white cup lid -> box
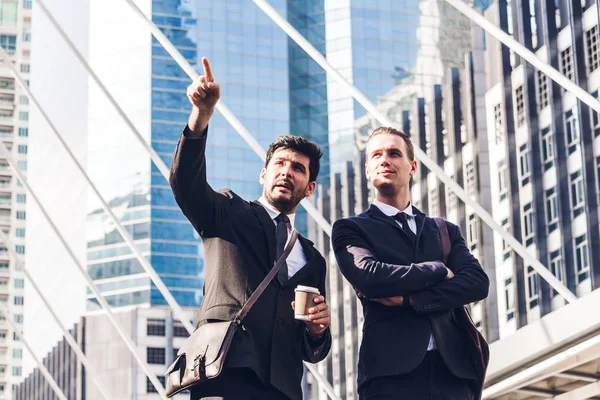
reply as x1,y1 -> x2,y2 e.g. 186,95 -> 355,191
295,285 -> 320,295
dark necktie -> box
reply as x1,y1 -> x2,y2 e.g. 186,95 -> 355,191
275,213 -> 290,285
394,212 -> 416,244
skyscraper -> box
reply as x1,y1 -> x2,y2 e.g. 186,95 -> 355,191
0,0 -> 31,396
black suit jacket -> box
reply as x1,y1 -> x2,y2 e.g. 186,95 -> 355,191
332,205 -> 489,389
170,128 -> 331,400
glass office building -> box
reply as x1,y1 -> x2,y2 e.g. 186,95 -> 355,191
86,0 -> 320,309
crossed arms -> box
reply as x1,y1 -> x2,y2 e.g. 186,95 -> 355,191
331,218 -> 489,313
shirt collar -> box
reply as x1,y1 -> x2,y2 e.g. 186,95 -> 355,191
258,196 -> 296,227
373,199 -> 414,218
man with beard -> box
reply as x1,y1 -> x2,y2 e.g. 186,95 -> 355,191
170,58 -> 331,400
332,127 -> 489,399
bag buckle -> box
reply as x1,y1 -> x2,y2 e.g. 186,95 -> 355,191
193,345 -> 209,378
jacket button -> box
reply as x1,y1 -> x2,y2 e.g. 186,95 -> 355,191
276,317 -> 282,324
280,291 -> 285,297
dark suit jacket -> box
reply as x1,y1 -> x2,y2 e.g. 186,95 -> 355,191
170,127 -> 331,400
332,205 -> 489,389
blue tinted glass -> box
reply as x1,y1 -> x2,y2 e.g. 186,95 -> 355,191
151,288 -> 201,307
151,255 -> 203,276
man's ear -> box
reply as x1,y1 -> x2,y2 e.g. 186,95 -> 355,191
304,181 -> 317,198
259,168 -> 266,185
409,160 -> 418,177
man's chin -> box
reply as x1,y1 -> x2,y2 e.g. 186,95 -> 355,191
268,193 -> 294,207
373,180 -> 404,195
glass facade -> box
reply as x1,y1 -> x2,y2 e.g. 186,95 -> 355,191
146,0 -> 293,308
82,0 -> 481,310
84,0 -> 305,309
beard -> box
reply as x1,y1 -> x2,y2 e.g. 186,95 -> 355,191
264,179 -> 306,214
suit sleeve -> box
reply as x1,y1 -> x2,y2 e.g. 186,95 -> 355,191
169,125 -> 233,237
331,219 -> 449,299
300,260 -> 331,363
411,222 -> 490,313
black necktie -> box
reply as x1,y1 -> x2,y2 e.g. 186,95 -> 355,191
275,213 -> 290,285
394,212 -> 416,244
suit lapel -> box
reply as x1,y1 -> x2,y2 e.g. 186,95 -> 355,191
251,200 -> 277,266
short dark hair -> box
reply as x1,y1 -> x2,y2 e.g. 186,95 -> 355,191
265,135 -> 323,182
367,127 -> 415,161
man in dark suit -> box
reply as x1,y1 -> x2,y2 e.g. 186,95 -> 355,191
332,127 -> 489,399
170,58 -> 331,400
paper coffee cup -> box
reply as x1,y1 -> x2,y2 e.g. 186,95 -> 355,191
294,285 -> 320,321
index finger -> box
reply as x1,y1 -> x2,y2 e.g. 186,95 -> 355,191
202,57 -> 214,82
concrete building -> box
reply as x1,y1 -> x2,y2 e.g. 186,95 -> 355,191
13,322 -> 83,400
15,307 -> 195,399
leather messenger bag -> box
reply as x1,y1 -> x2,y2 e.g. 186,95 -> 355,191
165,229 -> 299,397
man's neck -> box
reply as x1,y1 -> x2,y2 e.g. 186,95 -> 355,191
258,196 -> 296,215
374,193 -> 411,211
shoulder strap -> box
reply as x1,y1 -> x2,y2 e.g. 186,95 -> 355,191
235,229 -> 299,323
433,218 -> 451,264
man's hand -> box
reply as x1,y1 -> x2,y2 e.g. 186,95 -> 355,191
445,267 -> 455,279
187,57 -> 221,134
292,296 -> 330,337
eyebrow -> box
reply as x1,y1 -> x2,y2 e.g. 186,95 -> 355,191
369,147 -> 403,156
274,156 -> 307,173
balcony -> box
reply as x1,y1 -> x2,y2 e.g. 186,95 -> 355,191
0,102 -> 14,111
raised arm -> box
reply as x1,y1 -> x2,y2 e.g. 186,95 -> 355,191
332,219 -> 449,299
410,222 -> 489,313
169,58 -> 229,237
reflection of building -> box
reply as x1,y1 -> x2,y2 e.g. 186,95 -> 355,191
0,0 -> 31,395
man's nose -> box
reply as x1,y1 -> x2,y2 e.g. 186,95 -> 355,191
379,153 -> 390,165
279,164 -> 293,177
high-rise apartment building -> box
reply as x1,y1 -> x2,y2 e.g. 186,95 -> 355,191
0,0 -> 30,397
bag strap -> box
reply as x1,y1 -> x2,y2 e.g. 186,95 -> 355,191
433,218 -> 451,264
234,229 -> 299,323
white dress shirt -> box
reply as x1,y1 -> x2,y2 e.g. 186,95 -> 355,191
372,199 -> 437,351
258,197 -> 307,279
